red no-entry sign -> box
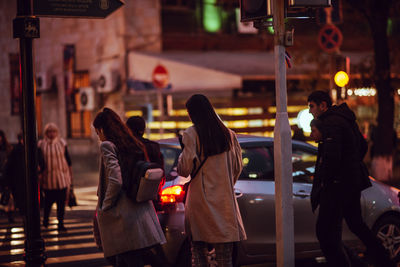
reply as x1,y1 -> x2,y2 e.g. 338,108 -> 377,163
318,24 -> 343,53
152,64 -> 169,89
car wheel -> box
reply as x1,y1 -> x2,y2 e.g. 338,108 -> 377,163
372,214 -> 400,263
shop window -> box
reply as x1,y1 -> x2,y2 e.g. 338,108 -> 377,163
68,71 -> 92,138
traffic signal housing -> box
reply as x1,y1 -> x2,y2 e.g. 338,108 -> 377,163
240,0 -> 272,22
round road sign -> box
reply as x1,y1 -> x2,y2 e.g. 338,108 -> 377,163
152,64 -> 169,89
318,24 -> 343,53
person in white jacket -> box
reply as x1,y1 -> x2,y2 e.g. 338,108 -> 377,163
177,94 -> 246,267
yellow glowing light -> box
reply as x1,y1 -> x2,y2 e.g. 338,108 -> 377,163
161,121 -> 176,129
268,105 -> 308,113
125,110 -> 142,117
228,120 -> 248,128
177,122 -> 193,129
243,158 -> 249,165
248,120 -> 263,127
248,107 -> 263,114
288,118 -> 298,125
334,71 -> 349,87
146,133 -> 176,140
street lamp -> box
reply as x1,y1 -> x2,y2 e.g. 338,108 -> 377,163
334,71 -> 349,88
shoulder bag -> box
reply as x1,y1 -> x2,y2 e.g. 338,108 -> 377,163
182,156 -> 208,203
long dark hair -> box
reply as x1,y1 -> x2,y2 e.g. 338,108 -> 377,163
93,108 -> 146,157
0,130 -> 12,154
186,94 -> 232,157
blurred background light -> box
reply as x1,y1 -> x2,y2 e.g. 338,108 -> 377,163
203,0 -> 222,32
297,109 -> 313,133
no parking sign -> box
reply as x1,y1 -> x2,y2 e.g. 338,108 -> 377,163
318,24 -> 343,53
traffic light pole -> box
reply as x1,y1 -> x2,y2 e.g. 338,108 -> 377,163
272,0 -> 295,267
14,0 -> 46,265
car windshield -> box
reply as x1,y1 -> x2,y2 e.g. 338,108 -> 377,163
160,146 -> 180,174
159,142 -> 318,183
292,148 -> 317,183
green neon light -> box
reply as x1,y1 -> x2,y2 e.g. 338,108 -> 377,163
203,0 -> 221,32
387,18 -> 393,35
267,18 -> 274,34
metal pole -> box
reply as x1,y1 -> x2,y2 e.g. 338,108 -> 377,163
157,90 -> 164,138
15,0 -> 46,265
272,0 -> 294,267
145,92 -> 151,138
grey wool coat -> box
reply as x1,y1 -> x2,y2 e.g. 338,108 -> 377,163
96,141 -> 166,258
177,126 -> 247,243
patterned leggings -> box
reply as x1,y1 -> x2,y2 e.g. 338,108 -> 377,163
191,241 -> 233,267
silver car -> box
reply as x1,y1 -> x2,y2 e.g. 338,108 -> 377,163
155,135 -> 400,266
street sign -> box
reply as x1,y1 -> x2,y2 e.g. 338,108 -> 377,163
318,24 -> 342,53
152,65 -> 169,89
33,0 -> 124,18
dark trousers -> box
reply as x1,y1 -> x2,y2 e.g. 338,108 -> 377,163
316,184 -> 389,267
114,249 -> 145,267
43,188 -> 67,226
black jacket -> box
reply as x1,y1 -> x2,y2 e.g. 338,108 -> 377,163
139,137 -> 164,168
4,143 -> 46,213
316,103 -> 371,193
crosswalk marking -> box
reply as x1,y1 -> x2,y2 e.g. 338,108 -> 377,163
0,215 -> 109,266
0,186 -> 110,266
45,252 -> 107,264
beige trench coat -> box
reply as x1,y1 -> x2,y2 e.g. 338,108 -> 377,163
177,126 -> 247,243
96,141 -> 166,258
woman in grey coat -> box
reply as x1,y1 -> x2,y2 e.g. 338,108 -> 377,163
178,94 -> 246,267
93,108 -> 166,267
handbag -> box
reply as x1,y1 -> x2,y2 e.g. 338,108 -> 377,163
183,156 -> 208,203
135,167 -> 164,202
68,186 -> 78,208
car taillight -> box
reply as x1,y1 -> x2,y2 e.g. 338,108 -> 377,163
160,185 -> 185,204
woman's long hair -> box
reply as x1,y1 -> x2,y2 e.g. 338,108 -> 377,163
0,130 -> 12,154
186,94 -> 232,157
93,108 -> 146,156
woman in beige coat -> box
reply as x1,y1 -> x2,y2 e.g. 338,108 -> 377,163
93,108 -> 166,267
177,94 -> 246,267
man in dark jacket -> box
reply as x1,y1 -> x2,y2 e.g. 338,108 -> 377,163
126,116 -> 164,167
126,116 -> 169,267
308,91 -> 395,267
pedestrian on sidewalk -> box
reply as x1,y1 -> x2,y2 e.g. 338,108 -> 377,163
177,94 -> 246,267
93,108 -> 166,267
307,90 -> 395,267
38,123 -> 72,232
4,133 -> 45,221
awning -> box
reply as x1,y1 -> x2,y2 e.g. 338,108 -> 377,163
128,51 -> 379,92
128,52 -> 242,92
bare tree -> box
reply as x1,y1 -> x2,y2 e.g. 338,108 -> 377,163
345,0 -> 397,182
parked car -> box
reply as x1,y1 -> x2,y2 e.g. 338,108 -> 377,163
155,135 -> 400,266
